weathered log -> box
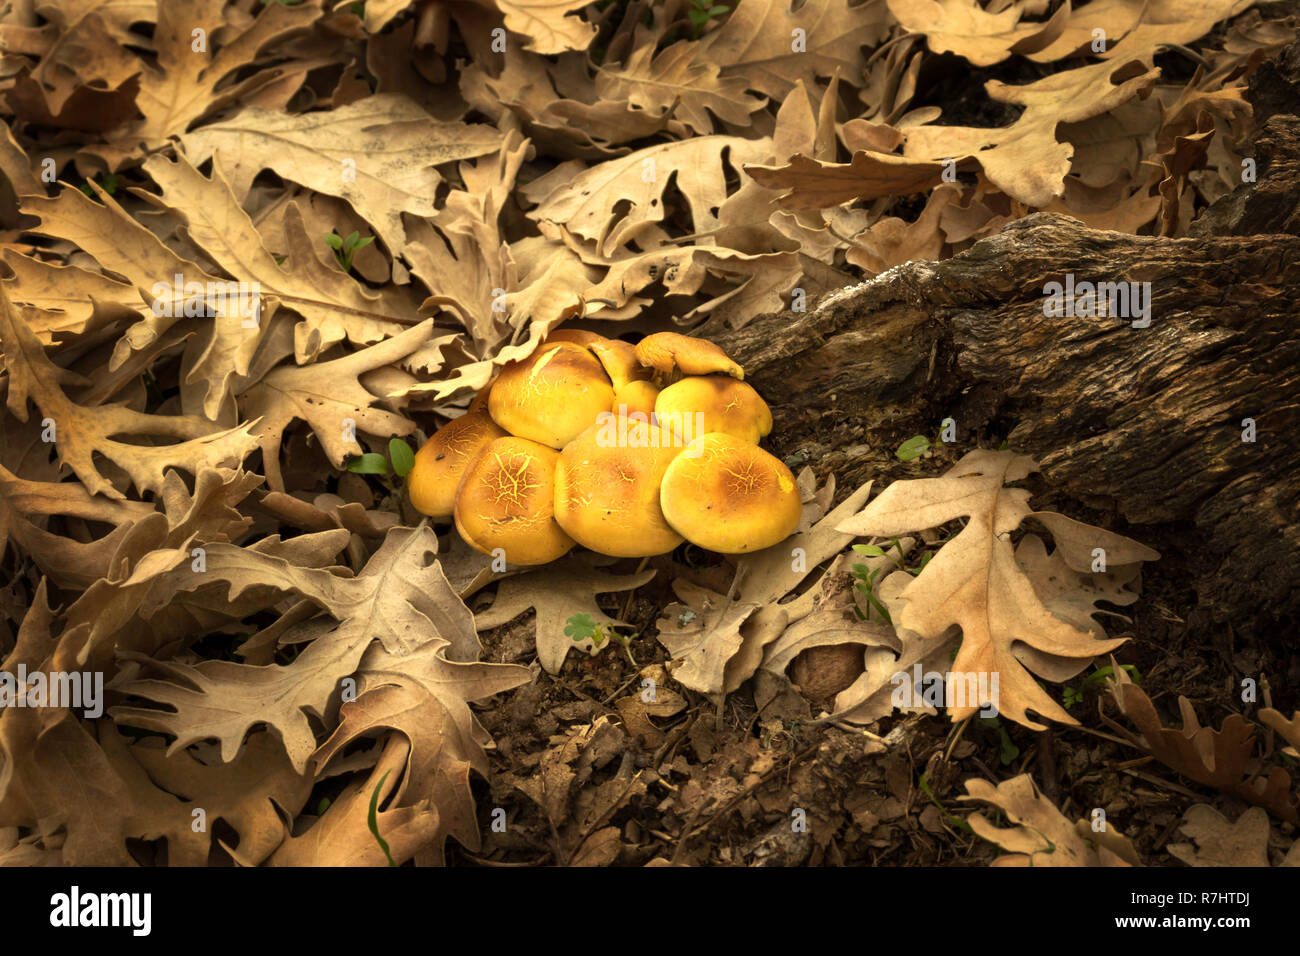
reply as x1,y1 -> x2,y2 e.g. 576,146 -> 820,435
700,104 -> 1300,637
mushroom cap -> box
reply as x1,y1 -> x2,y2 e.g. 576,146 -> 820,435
453,436 -> 575,565
654,375 -> 772,445
634,331 -> 744,380
588,338 -> 650,391
540,328 -> 608,350
614,379 -> 660,418
467,377 -> 495,414
407,410 -> 508,519
659,432 -> 802,554
553,416 -> 685,557
488,342 -> 616,449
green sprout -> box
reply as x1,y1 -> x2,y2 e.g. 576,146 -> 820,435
1063,663 -> 1142,710
895,434 -> 931,461
325,230 -> 374,272
687,0 -> 729,37
565,612 -> 638,666
849,538 -> 933,624
345,437 -> 416,480
976,715 -> 1021,766
79,172 -> 119,198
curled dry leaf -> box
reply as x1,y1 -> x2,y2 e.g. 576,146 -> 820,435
1168,805 -> 1300,867
835,449 -> 1158,728
1107,665 -> 1300,823
962,774 -> 1142,866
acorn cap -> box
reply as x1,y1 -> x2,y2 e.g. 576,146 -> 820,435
553,416 -> 685,558
614,379 -> 660,418
454,436 -> 575,565
654,375 -> 772,445
488,342 -> 616,449
659,432 -> 802,554
407,410 -> 508,519
634,331 -> 744,380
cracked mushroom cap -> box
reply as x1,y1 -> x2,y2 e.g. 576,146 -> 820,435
634,331 -> 743,380
654,375 -> 773,445
488,342 -> 616,449
659,432 -> 801,554
407,410 -> 508,519
553,416 -> 685,558
453,436 -> 575,565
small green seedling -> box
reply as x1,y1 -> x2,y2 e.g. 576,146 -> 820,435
976,715 -> 1020,766
687,0 -> 730,37
345,437 -> 416,481
325,230 -> 374,272
918,772 -> 973,834
1063,663 -> 1141,709
565,612 -> 638,666
895,434 -> 931,461
79,172 -> 119,198
849,538 -> 933,624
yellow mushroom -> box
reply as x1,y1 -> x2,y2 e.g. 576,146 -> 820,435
553,414 -> 685,558
454,436 -> 575,565
654,375 -> 772,445
634,331 -> 743,380
659,432 -> 801,553
407,410 -> 508,519
488,342 -> 615,449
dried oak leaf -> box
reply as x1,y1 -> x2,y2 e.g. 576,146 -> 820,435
658,477 -> 873,697
136,153 -> 422,368
112,526 -> 466,771
835,449 -> 1158,728
472,554 -> 656,673
0,280 -> 258,499
0,583 -> 311,866
241,317 -> 434,491
181,93 -> 504,255
1168,805 -> 1300,867
1107,667 -> 1300,823
265,738 -> 441,866
962,774 -> 1141,866
886,0 -> 1071,67
129,0 -> 320,149
312,611 -> 530,864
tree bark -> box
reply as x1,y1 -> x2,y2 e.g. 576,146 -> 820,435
699,57 -> 1300,636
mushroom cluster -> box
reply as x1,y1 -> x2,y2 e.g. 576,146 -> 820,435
407,331 -> 802,565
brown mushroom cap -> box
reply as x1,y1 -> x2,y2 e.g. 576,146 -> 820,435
453,436 -> 575,565
553,416 -> 685,557
659,432 -> 801,554
488,342 -> 615,449
654,375 -> 773,445
634,331 -> 743,380
407,410 -> 508,519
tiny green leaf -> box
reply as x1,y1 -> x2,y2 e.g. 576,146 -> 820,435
346,453 -> 389,475
389,438 -> 415,477
896,435 -> 931,461
852,544 -> 886,557
324,233 -> 344,250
